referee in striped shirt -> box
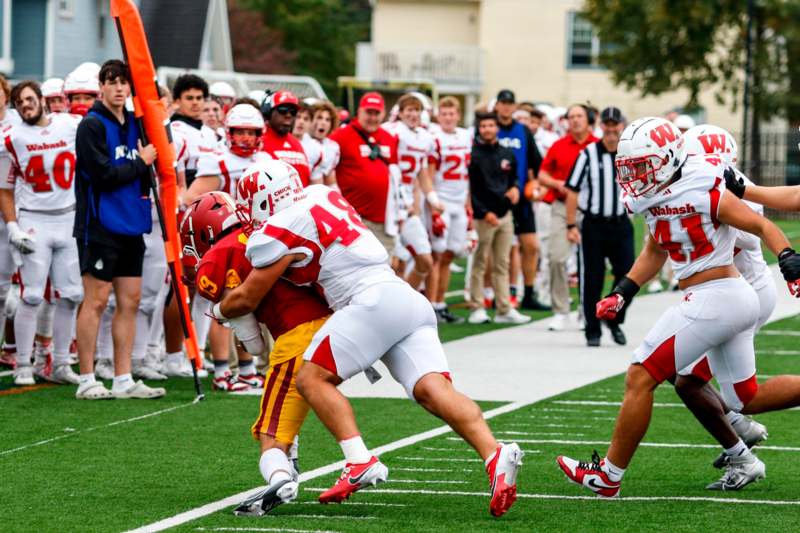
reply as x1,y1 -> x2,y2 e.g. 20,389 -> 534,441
565,107 -> 633,347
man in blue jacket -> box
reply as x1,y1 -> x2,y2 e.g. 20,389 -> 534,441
73,59 -> 164,400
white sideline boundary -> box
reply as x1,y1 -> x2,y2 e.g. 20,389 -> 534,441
303,488 -> 800,506
122,400 -> 532,533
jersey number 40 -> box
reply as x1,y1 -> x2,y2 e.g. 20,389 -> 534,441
23,152 -> 76,192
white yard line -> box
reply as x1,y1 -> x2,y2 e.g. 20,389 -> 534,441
391,479 -> 469,485
393,467 -> 472,473
757,350 -> 800,356
553,400 -> 684,407
303,488 -> 800,506
196,528 -> 340,533
395,456 -> 481,462
445,437 -> 800,452
123,400 -> 532,533
0,402 -> 195,457
277,515 -> 375,520
0,369 -> 12,377
291,501 -> 406,508
497,431 -> 587,437
760,330 -> 800,337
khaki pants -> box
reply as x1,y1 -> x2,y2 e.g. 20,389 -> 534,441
549,201 -> 571,315
469,212 -> 514,314
363,219 -> 395,260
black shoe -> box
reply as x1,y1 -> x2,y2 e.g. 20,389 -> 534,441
609,326 -> 627,346
520,296 -> 551,311
587,337 -> 601,347
437,308 -> 464,324
233,478 -> 297,516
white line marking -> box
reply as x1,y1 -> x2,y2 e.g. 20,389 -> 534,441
760,330 -> 800,336
448,437 -> 800,452
396,456 -> 480,462
496,431 -> 586,437
306,488 -> 800,506
420,446 -> 474,453
276,515 -> 375,520
0,370 -> 12,377
393,467 -> 472,473
553,400 -> 684,408
0,402 -> 195,457
124,400 -> 533,533
758,350 -> 800,356
196,528 -> 339,533
444,289 -> 463,299
291,501 -> 407,508
501,424 -> 593,429
391,479 -> 469,484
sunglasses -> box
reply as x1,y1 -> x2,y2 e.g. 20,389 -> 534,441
275,105 -> 298,116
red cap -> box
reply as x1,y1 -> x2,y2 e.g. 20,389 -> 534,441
271,90 -> 300,108
359,92 -> 385,111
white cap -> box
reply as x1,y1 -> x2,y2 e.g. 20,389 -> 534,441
210,81 -> 236,99
673,114 -> 696,131
41,78 -> 64,98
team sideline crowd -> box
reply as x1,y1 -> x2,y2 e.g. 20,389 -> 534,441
3,57 -> 800,516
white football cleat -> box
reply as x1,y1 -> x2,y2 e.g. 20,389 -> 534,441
75,381 -> 114,400
494,309 -> 532,325
14,365 -> 35,386
707,453 -> 765,491
234,479 -> 299,516
95,358 -> 115,380
112,380 -> 166,399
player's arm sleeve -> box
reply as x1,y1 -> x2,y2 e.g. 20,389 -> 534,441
246,229 -> 312,268
566,150 -> 588,192
0,149 -> 13,190
76,117 -> 149,192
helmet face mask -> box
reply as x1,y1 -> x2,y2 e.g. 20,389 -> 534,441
616,154 -> 670,198
179,192 -> 245,261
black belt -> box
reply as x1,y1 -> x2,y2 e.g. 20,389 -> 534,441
582,213 -> 628,223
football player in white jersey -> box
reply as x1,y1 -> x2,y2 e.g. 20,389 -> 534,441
0,81 -> 83,386
213,159 -> 523,517
557,117 -> 800,497
63,69 -> 99,117
309,100 -> 340,185
385,93 -> 440,291
41,78 -> 67,114
428,96 -> 473,323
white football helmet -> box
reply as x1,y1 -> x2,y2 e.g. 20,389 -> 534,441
682,124 -> 738,167
616,117 -> 686,198
209,81 -> 236,100
64,69 -> 100,96
244,159 -> 306,222
673,114 -> 696,132
41,78 -> 64,98
225,104 -> 264,157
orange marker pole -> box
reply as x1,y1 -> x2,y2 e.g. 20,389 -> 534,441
111,0 -> 205,401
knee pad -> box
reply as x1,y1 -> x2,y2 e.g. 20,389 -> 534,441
21,295 -> 44,308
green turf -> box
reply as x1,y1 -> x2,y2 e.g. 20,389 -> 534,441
3,315 -> 799,532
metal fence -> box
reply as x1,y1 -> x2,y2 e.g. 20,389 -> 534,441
737,129 -> 800,219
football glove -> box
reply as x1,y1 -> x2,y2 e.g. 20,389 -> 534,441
778,248 -> 800,297
724,166 -> 746,199
431,212 -> 446,237
6,222 -> 35,255
596,276 -> 640,320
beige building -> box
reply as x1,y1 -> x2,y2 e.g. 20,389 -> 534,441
356,0 -> 744,134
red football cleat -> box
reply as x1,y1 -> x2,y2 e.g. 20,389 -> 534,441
557,451 -> 621,498
486,443 -> 523,517
319,455 -> 388,504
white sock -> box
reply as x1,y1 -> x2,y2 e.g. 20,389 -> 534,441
726,411 -> 745,427
78,373 -> 96,388
289,435 -> 299,461
239,359 -> 255,376
432,301 -> 446,310
36,300 -> 56,338
132,309 -> 150,361
14,300 -> 39,366
724,439 -> 749,458
259,448 -> 293,486
602,457 -> 625,482
96,306 -> 114,361
339,435 -> 371,464
112,373 -> 135,392
53,299 -> 77,366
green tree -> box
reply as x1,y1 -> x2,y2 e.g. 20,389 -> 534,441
581,0 -> 800,179
240,0 -> 371,96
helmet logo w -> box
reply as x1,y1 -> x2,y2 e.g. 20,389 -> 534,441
649,124 -> 678,147
697,134 -> 726,154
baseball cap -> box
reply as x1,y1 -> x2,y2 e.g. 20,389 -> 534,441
271,90 -> 300,108
600,106 -> 624,124
496,89 -> 515,103
359,92 -> 385,111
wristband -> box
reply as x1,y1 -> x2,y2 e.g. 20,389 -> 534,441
426,190 -> 441,206
611,276 -> 640,301
211,302 -> 227,321
567,223 -> 577,230
778,248 -> 796,262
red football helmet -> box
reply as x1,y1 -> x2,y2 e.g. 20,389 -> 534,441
180,191 -> 247,262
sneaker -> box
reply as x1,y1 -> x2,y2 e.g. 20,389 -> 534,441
468,308 -> 491,324
706,453 -> 765,490
547,313 -> 569,331
75,381 -> 114,400
13,364 -> 35,386
647,280 -> 663,293
132,359 -> 167,381
233,479 -> 299,516
162,358 -> 194,378
145,346 -> 165,373
95,358 -> 115,380
0,346 -> 16,369
213,370 -> 251,392
609,325 -> 627,346
712,417 -> 768,469
238,372 -> 265,389
556,451 -> 621,498
318,455 -> 388,504
486,443 -> 523,517
112,380 -> 166,399
520,296 -> 551,311
494,308 -> 532,325
436,307 -> 464,324
49,364 -> 80,385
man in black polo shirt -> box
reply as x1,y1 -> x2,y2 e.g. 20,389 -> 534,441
565,107 -> 632,347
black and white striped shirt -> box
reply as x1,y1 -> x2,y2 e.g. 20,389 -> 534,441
565,140 -> 624,218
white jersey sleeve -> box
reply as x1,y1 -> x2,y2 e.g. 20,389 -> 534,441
195,152 -> 224,188
320,138 -> 340,176
632,155 -> 737,281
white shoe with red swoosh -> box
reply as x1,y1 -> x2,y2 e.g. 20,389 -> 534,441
318,455 -> 388,503
486,443 -> 524,517
557,451 -> 621,498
